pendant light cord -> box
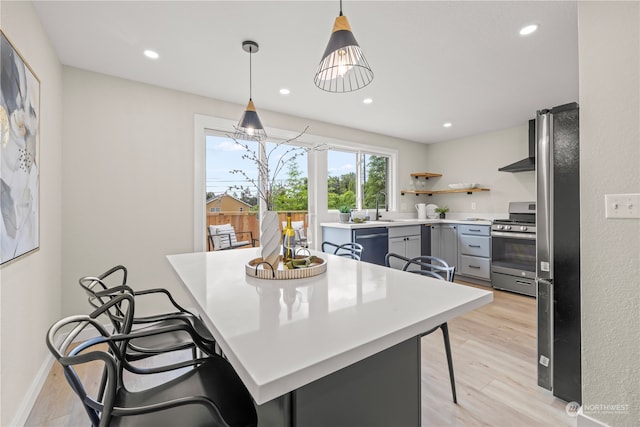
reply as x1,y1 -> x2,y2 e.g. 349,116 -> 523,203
339,0 -> 343,16
249,45 -> 253,100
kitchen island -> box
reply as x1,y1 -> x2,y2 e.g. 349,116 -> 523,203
168,248 -> 492,426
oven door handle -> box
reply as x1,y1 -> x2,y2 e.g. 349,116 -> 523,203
491,231 -> 536,240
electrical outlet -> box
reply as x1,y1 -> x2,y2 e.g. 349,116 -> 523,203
605,193 -> 640,219
471,202 -> 477,210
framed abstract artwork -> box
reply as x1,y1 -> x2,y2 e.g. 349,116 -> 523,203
1,29 -> 40,265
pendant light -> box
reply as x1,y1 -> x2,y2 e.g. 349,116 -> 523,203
234,40 -> 267,142
314,0 -> 373,92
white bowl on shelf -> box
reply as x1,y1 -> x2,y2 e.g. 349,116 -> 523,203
448,183 -> 474,190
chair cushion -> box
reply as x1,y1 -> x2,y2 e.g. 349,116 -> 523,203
209,224 -> 238,250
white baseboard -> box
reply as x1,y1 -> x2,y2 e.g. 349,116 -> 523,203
10,322 -> 110,426
10,352 -> 55,426
577,407 -> 610,427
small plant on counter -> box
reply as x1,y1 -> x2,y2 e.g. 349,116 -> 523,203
435,206 -> 449,219
338,206 -> 352,223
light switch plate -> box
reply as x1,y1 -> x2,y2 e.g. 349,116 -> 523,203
605,193 -> 640,219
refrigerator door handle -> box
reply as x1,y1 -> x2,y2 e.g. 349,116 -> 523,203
536,111 -> 553,280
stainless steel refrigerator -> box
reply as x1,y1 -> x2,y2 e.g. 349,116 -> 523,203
536,102 -> 581,404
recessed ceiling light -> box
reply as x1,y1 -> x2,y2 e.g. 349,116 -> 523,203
279,88 -> 290,95
443,122 -> 452,128
519,24 -> 539,36
363,98 -> 373,104
144,49 -> 159,59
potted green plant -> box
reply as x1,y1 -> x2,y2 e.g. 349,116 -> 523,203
435,206 -> 449,219
338,206 -> 352,223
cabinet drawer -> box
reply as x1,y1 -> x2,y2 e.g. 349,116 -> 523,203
458,255 -> 490,279
459,224 -> 490,236
388,225 -> 421,239
459,235 -> 490,257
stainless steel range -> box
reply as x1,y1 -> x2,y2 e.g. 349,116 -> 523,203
491,202 -> 536,296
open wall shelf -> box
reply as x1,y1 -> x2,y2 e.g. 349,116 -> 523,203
410,172 -> 442,179
403,172 -> 489,195
401,188 -> 490,196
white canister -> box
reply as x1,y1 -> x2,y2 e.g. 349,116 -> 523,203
415,203 -> 427,219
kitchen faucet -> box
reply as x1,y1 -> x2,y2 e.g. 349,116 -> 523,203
375,191 -> 388,220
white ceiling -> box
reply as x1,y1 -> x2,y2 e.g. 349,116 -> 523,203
33,1 -> 578,144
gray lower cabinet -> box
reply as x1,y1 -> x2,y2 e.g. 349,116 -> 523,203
457,224 -> 491,280
387,226 -> 421,269
430,224 -> 458,269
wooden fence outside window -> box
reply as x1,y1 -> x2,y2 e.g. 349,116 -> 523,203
206,211 -> 309,250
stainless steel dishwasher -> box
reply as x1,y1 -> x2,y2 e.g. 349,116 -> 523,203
353,227 -> 389,266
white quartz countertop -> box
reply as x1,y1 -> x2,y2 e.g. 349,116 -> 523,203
167,248 -> 493,404
321,218 -> 493,229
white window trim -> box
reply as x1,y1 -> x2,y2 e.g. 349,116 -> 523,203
194,114 -> 398,252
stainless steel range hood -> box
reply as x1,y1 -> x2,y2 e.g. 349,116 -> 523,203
499,119 -> 535,172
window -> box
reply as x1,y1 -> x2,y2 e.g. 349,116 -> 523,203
194,114 -> 397,252
209,207 -> 221,213
327,149 -> 389,210
205,133 -> 308,212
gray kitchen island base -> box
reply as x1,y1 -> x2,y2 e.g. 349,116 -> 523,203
256,336 -> 421,427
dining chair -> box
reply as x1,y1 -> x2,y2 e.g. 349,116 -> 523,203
46,293 -> 257,427
208,223 -> 257,251
403,255 -> 456,281
321,241 -> 364,260
384,253 -> 458,404
79,265 -> 219,368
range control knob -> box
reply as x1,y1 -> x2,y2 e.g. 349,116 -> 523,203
505,225 -> 512,231
496,225 -> 504,230
520,226 -> 528,231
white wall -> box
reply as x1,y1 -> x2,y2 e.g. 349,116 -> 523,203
0,2 -> 63,425
417,124 -> 535,215
578,2 -> 640,426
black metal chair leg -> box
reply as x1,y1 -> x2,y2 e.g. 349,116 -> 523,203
440,322 -> 457,404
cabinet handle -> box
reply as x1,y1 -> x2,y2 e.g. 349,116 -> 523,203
468,265 -> 481,269
469,228 -> 481,232
515,280 -> 532,287
469,244 -> 481,248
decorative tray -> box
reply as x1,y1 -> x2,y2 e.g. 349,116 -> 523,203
245,255 -> 327,280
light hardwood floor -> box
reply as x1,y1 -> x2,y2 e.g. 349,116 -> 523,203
420,282 -> 574,426
26,282 -> 576,427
